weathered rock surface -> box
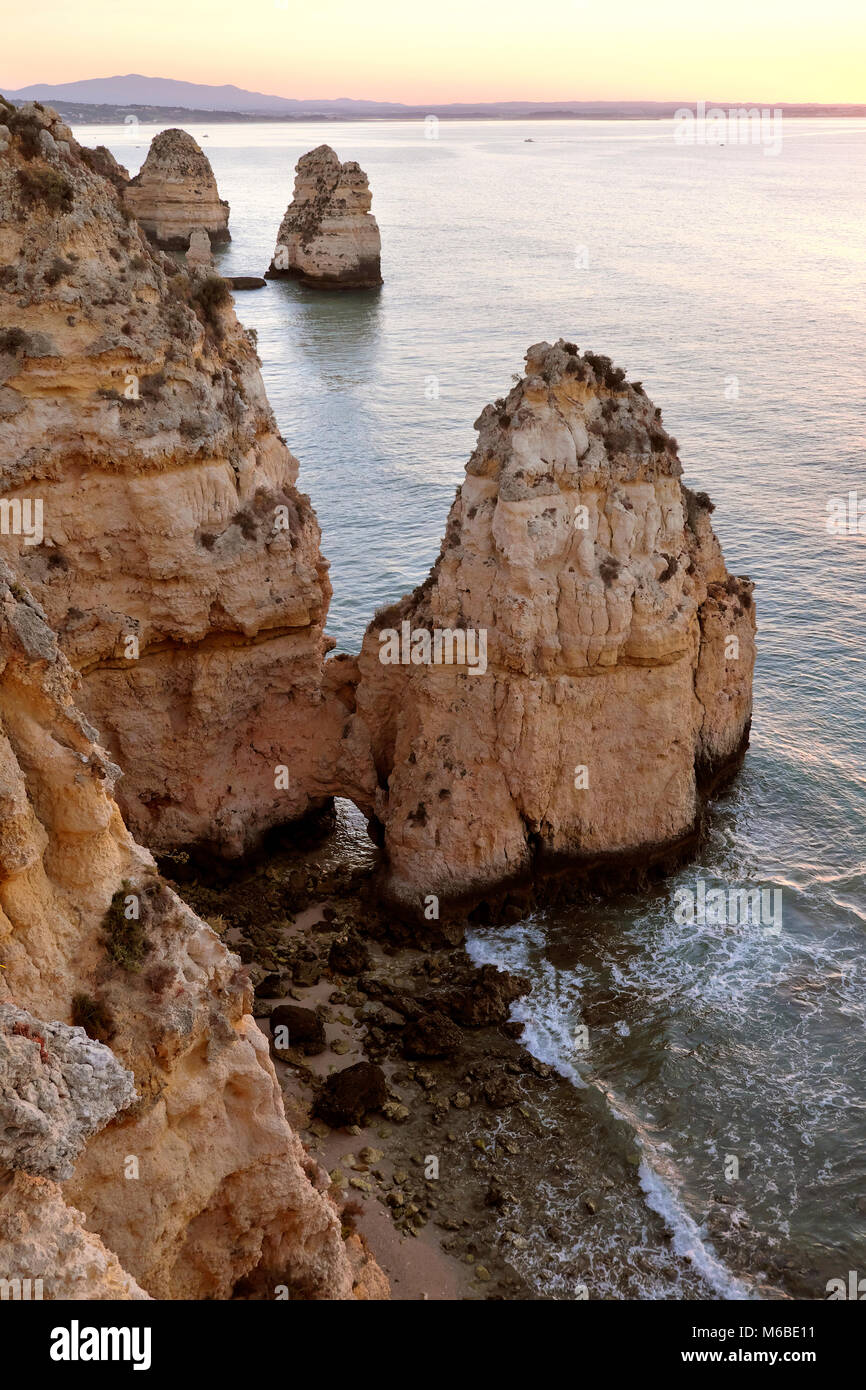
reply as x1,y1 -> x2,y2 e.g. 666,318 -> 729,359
0,1003 -> 135,1180
266,145 -> 381,288
0,100 -> 346,859
0,563 -> 385,1299
442,963 -> 530,1028
185,224 -> 213,270
0,1171 -> 150,1299
402,1011 -> 463,1059
122,127 -> 229,249
341,340 -> 756,907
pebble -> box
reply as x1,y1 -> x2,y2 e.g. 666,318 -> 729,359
383,1101 -> 410,1123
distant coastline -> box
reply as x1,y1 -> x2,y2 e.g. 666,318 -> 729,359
31,102 -> 866,125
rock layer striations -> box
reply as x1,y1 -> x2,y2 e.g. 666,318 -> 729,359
0,561 -> 382,1299
122,127 -> 230,250
342,340 -> 756,907
266,145 -> 382,288
0,99 -> 343,858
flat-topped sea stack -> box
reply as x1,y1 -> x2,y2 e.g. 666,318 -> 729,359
266,145 -> 382,289
123,127 -> 230,250
0,100 -> 344,859
343,340 -> 756,909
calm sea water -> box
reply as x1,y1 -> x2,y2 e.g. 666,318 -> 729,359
80,118 -> 866,1299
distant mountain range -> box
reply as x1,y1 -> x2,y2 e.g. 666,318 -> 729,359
3,74 -> 864,121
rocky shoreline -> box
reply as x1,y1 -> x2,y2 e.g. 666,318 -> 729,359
165,799 -> 803,1302
0,96 -> 758,1301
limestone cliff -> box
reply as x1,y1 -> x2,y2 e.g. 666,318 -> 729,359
266,145 -> 382,288
0,563 -> 383,1299
0,99 -> 344,859
342,340 -> 755,907
122,127 -> 230,249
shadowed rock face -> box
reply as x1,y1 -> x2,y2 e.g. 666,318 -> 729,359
266,144 -> 382,288
0,100 -> 346,859
0,562 -> 385,1300
338,340 -> 756,908
123,127 -> 230,249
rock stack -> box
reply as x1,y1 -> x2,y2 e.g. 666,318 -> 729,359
266,144 -> 382,288
340,340 -> 756,907
123,127 -> 230,249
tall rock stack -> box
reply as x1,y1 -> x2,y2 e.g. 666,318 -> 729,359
123,127 -> 230,250
342,340 -> 756,908
266,144 -> 382,288
0,100 -> 344,858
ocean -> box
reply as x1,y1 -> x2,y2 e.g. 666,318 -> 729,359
77,116 -> 866,1298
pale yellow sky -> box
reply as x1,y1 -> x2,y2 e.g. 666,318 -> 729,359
3,0 -> 865,103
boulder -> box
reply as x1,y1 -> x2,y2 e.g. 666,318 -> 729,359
312,1062 -> 389,1127
402,1011 -> 463,1059
270,1004 -> 326,1056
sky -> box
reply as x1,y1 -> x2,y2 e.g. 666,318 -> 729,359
3,0 -> 866,103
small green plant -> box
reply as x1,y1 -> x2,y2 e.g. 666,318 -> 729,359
44,256 -> 74,286
190,274 -> 231,337
16,167 -> 73,214
101,880 -> 152,972
0,327 -> 31,354
599,557 -> 621,588
71,992 -> 115,1043
9,113 -> 43,160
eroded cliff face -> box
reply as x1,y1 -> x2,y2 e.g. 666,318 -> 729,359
0,564 -> 383,1299
341,340 -> 755,907
122,127 -> 230,250
266,145 -> 382,288
0,99 -> 345,859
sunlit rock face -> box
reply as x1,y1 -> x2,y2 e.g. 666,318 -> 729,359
0,563 -> 384,1300
342,340 -> 756,907
266,144 -> 382,288
0,100 -> 346,859
122,127 -> 230,250
0,1172 -> 151,1300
